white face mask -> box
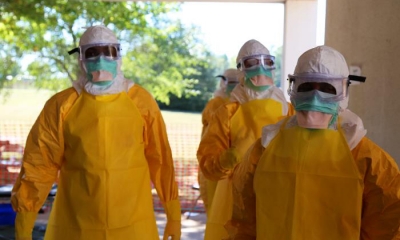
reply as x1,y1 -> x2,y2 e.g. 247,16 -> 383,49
296,111 -> 333,129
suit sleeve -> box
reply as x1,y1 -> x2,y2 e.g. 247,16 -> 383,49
197,102 -> 239,181
353,137 -> 400,239
225,138 -> 264,240
129,86 -> 180,222
11,88 -> 77,239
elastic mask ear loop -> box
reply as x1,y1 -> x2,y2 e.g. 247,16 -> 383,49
328,111 -> 339,128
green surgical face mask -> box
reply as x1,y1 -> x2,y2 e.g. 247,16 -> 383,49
225,83 -> 237,96
244,66 -> 273,92
293,95 -> 339,127
84,57 -> 118,87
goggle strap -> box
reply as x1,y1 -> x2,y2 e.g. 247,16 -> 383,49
348,75 -> 366,83
68,48 -> 79,55
216,75 -> 227,81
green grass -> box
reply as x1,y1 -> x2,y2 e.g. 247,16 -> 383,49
0,88 -> 54,122
0,88 -> 202,124
161,110 -> 202,124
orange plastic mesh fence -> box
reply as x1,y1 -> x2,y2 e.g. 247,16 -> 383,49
0,120 -> 205,213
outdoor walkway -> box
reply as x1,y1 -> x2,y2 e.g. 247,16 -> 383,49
158,212 -> 206,240
0,211 -> 206,240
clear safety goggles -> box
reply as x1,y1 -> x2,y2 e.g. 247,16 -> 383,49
216,75 -> 240,85
288,75 -> 349,102
237,54 -> 275,71
70,43 -> 121,61
226,76 -> 240,84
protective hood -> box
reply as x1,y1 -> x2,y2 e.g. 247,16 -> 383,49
289,45 -> 349,111
73,25 -> 133,95
235,39 -> 277,91
292,46 -> 349,79
214,68 -> 241,98
266,45 -> 367,149
236,39 -> 271,65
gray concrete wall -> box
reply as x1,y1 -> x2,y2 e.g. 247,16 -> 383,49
325,0 -> 400,164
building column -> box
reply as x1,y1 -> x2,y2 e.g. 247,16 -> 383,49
281,0 -> 319,98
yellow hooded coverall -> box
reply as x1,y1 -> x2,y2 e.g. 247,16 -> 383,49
229,116 -> 400,239
201,97 -> 228,136
197,96 -> 295,240
199,96 -> 230,214
11,85 -> 181,240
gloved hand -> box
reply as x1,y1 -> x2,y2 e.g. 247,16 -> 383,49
219,147 -> 241,170
163,220 -> 181,240
162,199 -> 181,240
15,212 -> 38,240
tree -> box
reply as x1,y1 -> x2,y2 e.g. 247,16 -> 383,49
271,45 -> 283,88
123,17 -> 229,108
0,45 -> 20,89
157,52 -> 229,112
0,0 -> 223,104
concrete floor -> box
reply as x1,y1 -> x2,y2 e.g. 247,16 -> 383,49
0,211 -> 207,240
159,212 -> 206,240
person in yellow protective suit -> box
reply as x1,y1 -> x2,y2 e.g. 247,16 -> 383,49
228,45 -> 400,240
11,25 -> 181,240
197,39 -> 295,240
198,68 -> 241,215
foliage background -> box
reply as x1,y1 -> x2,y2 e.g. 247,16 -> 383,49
0,0 -> 282,112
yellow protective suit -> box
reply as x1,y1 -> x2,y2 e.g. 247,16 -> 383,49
199,96 -> 230,214
201,96 -> 228,136
197,98 -> 294,240
229,117 -> 400,239
11,85 -> 181,240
